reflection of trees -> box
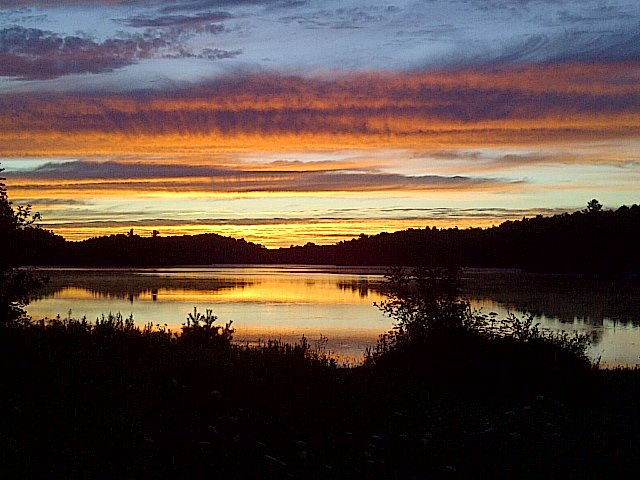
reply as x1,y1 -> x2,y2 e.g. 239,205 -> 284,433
336,271 -> 640,329
462,271 -> 640,326
574,322 -> 603,346
32,270 -> 252,301
33,269 -> 640,334
336,280 -> 385,298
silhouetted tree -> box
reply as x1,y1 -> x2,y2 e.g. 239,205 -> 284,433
0,167 -> 44,325
586,198 -> 603,213
367,266 -> 592,395
376,267 -> 469,347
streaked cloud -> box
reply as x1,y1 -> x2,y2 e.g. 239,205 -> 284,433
1,65 -> 638,147
496,28 -> 640,64
119,11 -> 233,29
7,160 -> 516,194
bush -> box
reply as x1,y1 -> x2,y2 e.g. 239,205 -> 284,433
366,267 -> 593,394
179,307 -> 234,348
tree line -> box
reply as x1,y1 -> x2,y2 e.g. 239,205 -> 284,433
14,200 -> 640,273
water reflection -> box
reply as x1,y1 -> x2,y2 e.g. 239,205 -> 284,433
27,267 -> 640,366
337,280 -> 374,298
35,268 -> 253,301
462,270 -> 640,326
28,267 -> 390,365
461,270 -> 640,368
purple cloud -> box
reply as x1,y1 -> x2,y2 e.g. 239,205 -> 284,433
10,160 -> 516,193
0,26 -> 241,79
120,11 -> 233,29
0,26 -> 165,79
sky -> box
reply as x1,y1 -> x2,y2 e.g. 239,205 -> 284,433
0,0 -> 638,247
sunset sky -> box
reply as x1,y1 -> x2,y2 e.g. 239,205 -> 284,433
1,0 -> 639,247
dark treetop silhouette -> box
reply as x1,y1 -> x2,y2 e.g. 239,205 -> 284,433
0,168 -> 44,324
18,199 -> 640,274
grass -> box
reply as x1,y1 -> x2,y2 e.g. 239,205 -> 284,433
2,311 -> 640,478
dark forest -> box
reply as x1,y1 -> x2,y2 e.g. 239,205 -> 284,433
20,201 -> 640,273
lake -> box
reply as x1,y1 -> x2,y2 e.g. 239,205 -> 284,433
26,266 -> 640,367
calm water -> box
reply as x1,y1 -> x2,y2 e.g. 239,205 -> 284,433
27,266 -> 640,366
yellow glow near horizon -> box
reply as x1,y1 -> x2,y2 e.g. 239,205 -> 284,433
43,216 -> 525,248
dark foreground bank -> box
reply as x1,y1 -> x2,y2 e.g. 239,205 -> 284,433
2,314 -> 640,479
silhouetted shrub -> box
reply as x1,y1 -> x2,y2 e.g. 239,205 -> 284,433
179,307 -> 234,348
366,267 -> 593,395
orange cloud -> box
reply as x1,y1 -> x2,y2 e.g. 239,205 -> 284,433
7,159 -> 516,198
1,62 -> 638,157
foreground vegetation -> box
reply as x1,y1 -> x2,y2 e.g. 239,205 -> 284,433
3,281 -> 640,478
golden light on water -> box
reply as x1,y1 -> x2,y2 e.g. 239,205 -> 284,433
28,267 -> 640,367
